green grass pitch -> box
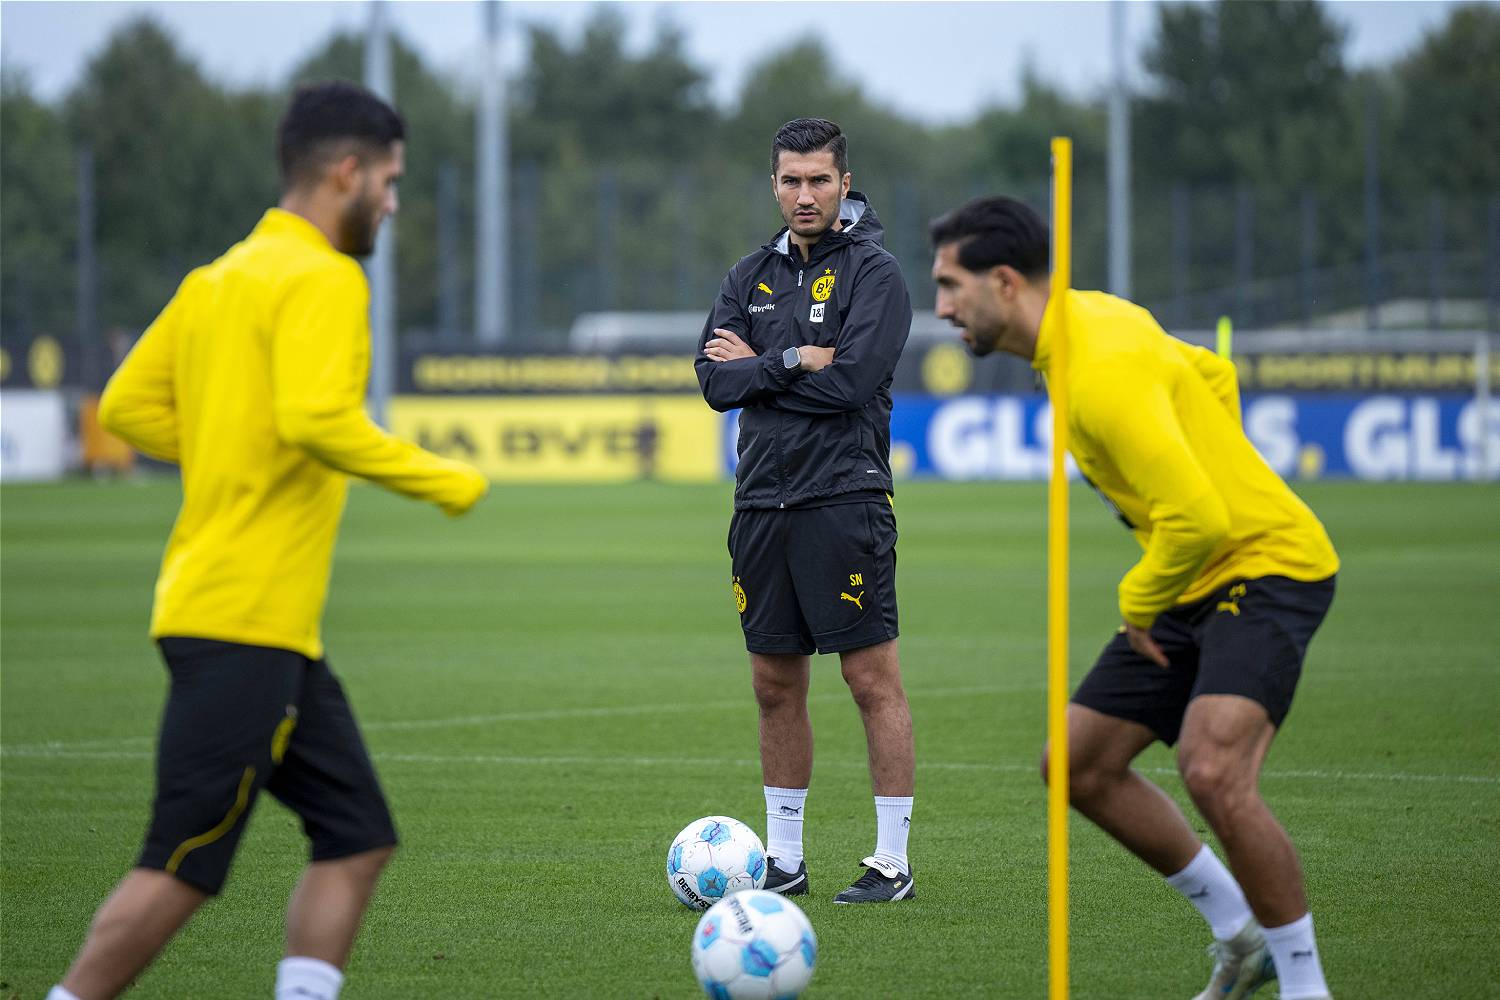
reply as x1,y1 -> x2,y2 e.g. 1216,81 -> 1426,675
2,479 -> 1498,998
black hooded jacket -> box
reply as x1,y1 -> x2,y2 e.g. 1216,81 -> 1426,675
695,193 -> 913,510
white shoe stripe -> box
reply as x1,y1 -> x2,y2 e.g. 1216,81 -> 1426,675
767,873 -> 806,893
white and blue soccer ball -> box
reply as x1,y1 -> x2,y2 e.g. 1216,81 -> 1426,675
691,889 -> 818,1000
667,816 -> 767,911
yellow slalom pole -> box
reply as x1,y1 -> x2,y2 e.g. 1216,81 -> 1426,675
1216,315 -> 1233,360
1047,136 -> 1072,1000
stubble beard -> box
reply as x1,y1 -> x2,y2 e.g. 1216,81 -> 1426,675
339,190 -> 382,258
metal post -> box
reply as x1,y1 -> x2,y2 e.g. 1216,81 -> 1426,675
476,0 -> 508,345
1487,197 -> 1498,334
1171,183 -> 1190,328
1234,184 -> 1253,328
1477,333 -> 1492,481
1299,190 -> 1317,326
76,145 -> 99,389
515,161 -> 540,337
364,0 -> 396,425
437,162 -> 460,343
1107,0 -> 1131,298
1363,84 -> 1381,330
675,168 -> 698,310
596,167 -> 618,311
1427,193 -> 1444,331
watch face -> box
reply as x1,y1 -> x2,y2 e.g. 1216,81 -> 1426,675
783,346 -> 800,369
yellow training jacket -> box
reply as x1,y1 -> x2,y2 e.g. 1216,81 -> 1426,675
1034,290 -> 1338,628
99,208 -> 487,659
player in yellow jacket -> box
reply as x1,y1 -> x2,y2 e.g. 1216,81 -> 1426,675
49,83 -> 487,1000
930,197 -> 1337,1000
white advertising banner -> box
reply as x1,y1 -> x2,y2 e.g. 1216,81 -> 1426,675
1,390 -> 68,482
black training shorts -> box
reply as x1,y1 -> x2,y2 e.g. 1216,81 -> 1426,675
728,497 -> 899,656
137,637 -> 397,894
1072,575 -> 1336,746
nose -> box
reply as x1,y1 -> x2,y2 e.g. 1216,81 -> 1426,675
934,292 -> 953,320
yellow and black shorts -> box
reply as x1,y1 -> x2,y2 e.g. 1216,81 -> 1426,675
1072,575 -> 1336,746
138,637 -> 397,894
728,495 -> 899,656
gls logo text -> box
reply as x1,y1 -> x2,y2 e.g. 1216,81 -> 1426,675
1247,395 -> 1500,480
917,393 -> 1499,482
927,398 -> 1078,479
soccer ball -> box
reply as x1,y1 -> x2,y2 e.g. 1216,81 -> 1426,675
667,816 -> 767,910
691,889 -> 818,999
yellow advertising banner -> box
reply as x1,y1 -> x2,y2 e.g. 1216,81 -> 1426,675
388,395 -> 721,483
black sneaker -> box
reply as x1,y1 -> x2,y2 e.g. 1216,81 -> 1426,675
833,856 -> 915,904
763,857 -> 809,896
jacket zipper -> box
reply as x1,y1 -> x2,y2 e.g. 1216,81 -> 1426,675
785,265 -> 803,506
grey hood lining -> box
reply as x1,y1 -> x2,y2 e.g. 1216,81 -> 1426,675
773,197 -> 869,257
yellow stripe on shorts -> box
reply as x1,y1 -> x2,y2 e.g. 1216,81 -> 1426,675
164,765 -> 256,875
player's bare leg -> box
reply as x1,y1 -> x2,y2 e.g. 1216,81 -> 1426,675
751,653 -> 813,788
284,846 -> 395,966
1178,694 -> 1331,998
60,868 -> 208,1000
1177,694 -> 1303,924
839,639 -> 912,797
1051,703 -> 1201,875
834,639 -> 915,902
1052,703 -> 1281,999
751,653 -> 814,894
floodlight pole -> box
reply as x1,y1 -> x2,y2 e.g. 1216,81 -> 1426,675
476,0 -> 509,345
365,0 -> 396,424
1107,1 -> 1131,298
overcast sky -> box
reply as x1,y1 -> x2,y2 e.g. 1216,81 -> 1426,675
0,1 -> 1469,123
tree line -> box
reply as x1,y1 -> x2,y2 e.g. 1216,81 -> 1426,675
3,0 -> 1497,366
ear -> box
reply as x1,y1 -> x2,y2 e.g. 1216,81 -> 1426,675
840,172 -> 851,200
770,173 -> 779,200
329,152 -> 363,194
993,264 -> 1030,299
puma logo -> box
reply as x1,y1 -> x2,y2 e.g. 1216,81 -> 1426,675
1292,949 -> 1314,959
778,805 -> 802,815
1188,888 -> 1210,899
1216,582 -> 1248,616
840,591 -> 864,610
901,816 -> 910,828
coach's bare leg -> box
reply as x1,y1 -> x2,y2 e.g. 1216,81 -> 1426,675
1044,704 -> 1202,875
1177,694 -> 1305,927
839,639 -> 913,796
752,653 -> 814,788
61,868 -> 208,999
284,846 -> 396,967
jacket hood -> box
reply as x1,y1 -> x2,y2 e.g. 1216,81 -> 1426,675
767,191 -> 886,258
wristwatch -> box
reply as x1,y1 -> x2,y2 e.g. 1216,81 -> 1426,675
781,346 -> 801,372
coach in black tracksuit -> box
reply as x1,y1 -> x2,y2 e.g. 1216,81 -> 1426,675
696,118 -> 916,905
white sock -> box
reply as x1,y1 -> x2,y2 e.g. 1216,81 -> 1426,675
764,786 -> 807,872
1165,845 -> 1255,941
871,795 -> 913,875
1263,912 -> 1330,999
276,956 -> 344,1000
47,988 -> 83,1000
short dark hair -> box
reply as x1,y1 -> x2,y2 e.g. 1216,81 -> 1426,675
277,81 -> 406,190
929,196 -> 1050,279
771,118 -> 848,176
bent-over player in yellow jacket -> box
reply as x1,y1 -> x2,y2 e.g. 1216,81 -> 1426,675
930,196 -> 1338,1000
51,83 -> 485,1000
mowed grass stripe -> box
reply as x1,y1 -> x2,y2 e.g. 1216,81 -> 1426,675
3,479 -> 1498,998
